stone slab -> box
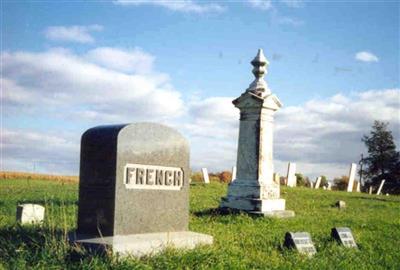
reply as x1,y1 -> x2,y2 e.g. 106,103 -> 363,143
70,231 -> 213,257
16,204 -> 45,224
284,232 -> 316,256
201,168 -> 210,184
77,123 -> 190,237
347,163 -> 357,192
286,162 -> 296,187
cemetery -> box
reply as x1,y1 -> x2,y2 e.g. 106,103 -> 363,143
1,48 -> 399,269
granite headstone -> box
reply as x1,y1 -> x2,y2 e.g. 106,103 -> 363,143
72,123 -> 212,256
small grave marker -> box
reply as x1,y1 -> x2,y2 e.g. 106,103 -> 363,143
376,179 -> 385,195
331,227 -> 357,248
368,186 -> 372,194
16,204 -> 45,224
201,168 -> 210,184
231,166 -> 237,182
284,232 -> 316,256
314,177 -> 321,189
286,162 -> 296,187
347,163 -> 357,192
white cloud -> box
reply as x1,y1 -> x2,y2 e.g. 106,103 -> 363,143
185,89 -> 400,179
85,47 -> 155,74
2,48 -> 399,180
44,25 -> 103,43
355,51 -> 379,63
2,48 -> 184,122
114,0 -> 224,13
248,0 -> 273,10
280,0 -> 304,8
277,16 -> 304,26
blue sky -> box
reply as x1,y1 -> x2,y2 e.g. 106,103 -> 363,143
2,0 -> 399,179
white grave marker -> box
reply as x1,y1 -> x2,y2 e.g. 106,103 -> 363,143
201,168 -> 210,184
347,163 -> 357,192
356,181 -> 361,192
231,166 -> 237,182
327,182 -> 332,190
315,177 -> 322,189
16,204 -> 45,224
376,180 -> 385,195
368,186 -> 372,194
286,162 -> 297,187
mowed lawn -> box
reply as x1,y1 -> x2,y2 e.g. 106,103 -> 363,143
0,178 -> 399,269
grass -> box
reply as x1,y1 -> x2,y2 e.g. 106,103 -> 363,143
0,178 -> 399,269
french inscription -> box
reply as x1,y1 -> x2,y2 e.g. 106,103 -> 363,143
124,164 -> 184,190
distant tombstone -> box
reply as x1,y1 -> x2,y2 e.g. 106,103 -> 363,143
347,163 -> 357,192
284,232 -> 317,256
287,162 -> 297,187
335,200 -> 346,209
356,181 -> 361,192
327,182 -> 332,190
323,186 -> 327,190
376,179 -> 385,195
331,227 -> 357,248
201,168 -> 210,184
16,204 -> 45,224
70,123 -> 213,257
368,186 -> 373,194
309,181 -> 314,189
274,173 -> 280,184
231,166 -> 237,182
314,177 -> 322,189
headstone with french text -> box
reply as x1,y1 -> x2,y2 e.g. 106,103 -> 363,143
70,123 -> 213,257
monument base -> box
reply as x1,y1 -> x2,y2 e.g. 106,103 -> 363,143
69,231 -> 213,257
220,197 -> 295,218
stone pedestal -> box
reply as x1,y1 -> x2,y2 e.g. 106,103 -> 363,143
220,49 -> 294,218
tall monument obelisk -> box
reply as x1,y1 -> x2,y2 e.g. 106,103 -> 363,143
220,49 -> 294,217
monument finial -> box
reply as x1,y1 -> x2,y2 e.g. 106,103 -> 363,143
247,48 -> 270,95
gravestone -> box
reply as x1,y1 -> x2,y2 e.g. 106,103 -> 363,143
284,232 -> 317,256
369,186 -> 373,194
331,227 -> 357,248
309,181 -> 314,189
70,123 -> 213,257
327,182 -> 332,190
286,162 -> 297,187
16,204 -> 45,224
314,177 -> 322,189
347,163 -> 357,192
201,168 -> 210,184
220,49 -> 294,218
273,173 -> 280,184
335,200 -> 346,209
376,179 -> 385,195
231,166 -> 237,182
356,181 -> 361,192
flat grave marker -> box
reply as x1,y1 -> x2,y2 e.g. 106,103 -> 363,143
284,232 -> 316,256
16,204 -> 45,224
331,227 -> 357,248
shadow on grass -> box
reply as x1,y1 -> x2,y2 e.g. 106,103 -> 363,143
193,207 -> 261,219
0,224 -> 106,267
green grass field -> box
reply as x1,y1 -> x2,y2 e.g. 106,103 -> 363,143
1,178 -> 399,269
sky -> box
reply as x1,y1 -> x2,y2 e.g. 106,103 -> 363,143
1,0 -> 399,180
